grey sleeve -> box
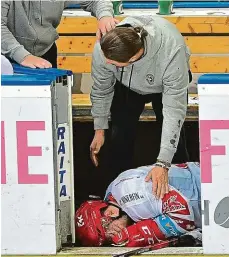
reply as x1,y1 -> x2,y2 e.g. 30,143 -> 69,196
1,1 -> 31,63
66,0 -> 114,19
90,43 -> 116,130
158,46 -> 189,163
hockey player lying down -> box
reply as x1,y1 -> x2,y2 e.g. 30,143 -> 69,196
75,162 -> 201,247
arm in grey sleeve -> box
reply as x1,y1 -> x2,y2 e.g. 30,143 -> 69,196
90,43 -> 116,130
1,1 -> 31,63
67,0 -> 114,20
158,46 -> 189,163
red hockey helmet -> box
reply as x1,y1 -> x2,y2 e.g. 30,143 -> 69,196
75,200 -> 112,246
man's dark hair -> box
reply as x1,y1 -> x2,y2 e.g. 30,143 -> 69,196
100,26 -> 148,63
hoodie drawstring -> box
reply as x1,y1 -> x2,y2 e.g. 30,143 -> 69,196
126,65 -> 134,104
119,65 -> 134,105
120,67 -> 124,84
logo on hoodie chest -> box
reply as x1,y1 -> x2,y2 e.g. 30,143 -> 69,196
146,74 -> 154,85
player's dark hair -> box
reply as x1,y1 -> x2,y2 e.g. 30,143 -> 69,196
100,26 -> 148,63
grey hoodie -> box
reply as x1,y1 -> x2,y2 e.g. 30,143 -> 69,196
1,0 -> 113,63
91,16 -> 190,163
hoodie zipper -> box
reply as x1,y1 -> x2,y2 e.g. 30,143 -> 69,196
29,1 -> 41,54
40,0 -> 43,25
28,1 -> 32,25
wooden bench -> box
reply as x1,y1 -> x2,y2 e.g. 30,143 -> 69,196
72,93 -> 199,121
57,10 -> 229,121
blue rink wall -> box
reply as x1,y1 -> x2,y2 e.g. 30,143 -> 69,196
66,1 -> 229,9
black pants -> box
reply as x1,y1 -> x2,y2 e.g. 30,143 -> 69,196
41,43 -> 57,68
109,71 -> 192,178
